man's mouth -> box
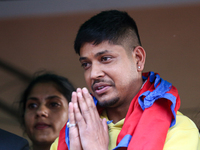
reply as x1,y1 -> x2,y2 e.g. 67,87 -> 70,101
93,83 -> 111,95
96,86 -> 105,90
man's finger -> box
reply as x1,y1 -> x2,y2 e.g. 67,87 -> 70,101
82,87 -> 100,123
76,90 -> 92,123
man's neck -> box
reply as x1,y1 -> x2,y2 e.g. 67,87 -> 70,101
105,104 -> 130,124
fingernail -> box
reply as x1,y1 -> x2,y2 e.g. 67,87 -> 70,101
76,88 -> 81,92
72,91 -> 76,96
77,92 -> 82,97
82,87 -> 88,93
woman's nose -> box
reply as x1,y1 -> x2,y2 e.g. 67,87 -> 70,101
36,105 -> 48,118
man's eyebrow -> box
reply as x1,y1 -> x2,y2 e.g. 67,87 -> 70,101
95,50 -> 109,57
79,50 -> 110,61
79,57 -> 87,61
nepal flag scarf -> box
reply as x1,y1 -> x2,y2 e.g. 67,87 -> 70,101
57,71 -> 180,150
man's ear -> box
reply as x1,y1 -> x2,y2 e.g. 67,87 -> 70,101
132,46 -> 146,72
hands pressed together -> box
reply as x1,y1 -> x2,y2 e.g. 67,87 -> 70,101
68,87 -> 109,150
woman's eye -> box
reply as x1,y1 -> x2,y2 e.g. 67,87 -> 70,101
27,103 -> 37,109
50,102 -> 60,107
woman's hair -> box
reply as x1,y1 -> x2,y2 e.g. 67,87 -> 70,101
18,71 -> 75,128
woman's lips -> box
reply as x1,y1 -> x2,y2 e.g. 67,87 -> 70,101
35,123 -> 50,130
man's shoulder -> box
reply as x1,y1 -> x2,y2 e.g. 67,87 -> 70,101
164,111 -> 200,150
0,128 -> 29,150
171,111 -> 198,130
0,128 -> 26,141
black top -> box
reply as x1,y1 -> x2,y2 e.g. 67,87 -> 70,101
0,128 -> 29,150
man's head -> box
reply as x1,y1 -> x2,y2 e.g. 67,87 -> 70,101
74,10 -> 145,109
74,10 -> 142,55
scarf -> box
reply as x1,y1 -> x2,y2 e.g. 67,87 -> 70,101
57,71 -> 180,150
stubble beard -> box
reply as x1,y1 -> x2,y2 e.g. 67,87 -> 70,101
97,96 -> 120,108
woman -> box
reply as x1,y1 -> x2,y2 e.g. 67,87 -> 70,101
19,72 -> 75,150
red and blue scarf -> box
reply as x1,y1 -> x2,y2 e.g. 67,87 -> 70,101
57,72 -> 180,150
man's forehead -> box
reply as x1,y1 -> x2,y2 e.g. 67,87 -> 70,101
79,49 -> 110,61
80,42 -> 110,54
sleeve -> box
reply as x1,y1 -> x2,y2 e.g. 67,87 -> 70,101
163,112 -> 200,150
20,138 -> 30,150
50,137 -> 59,150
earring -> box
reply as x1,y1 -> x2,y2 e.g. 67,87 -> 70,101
138,66 -> 141,69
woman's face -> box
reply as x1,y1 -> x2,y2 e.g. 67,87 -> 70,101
24,82 -> 69,145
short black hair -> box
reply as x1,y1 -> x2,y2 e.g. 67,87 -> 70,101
74,10 -> 142,55
18,71 -> 75,128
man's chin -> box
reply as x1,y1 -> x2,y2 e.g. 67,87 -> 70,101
97,97 -> 119,108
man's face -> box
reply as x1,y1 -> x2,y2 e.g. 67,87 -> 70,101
79,41 -> 142,108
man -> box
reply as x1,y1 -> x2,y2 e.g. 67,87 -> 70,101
51,10 -> 200,150
0,128 -> 29,150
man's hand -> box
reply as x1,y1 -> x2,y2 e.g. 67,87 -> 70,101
69,87 -> 109,150
68,91 -> 82,150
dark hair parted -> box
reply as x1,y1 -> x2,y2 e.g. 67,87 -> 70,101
19,72 -> 75,128
74,10 -> 142,55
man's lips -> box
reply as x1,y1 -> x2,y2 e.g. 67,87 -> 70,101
34,123 -> 50,130
92,82 -> 111,95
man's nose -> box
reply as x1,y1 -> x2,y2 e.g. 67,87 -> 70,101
90,63 -> 104,79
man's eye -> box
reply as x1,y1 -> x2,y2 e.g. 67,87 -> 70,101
101,56 -> 111,62
27,103 -> 37,109
81,62 -> 90,69
81,62 -> 88,67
